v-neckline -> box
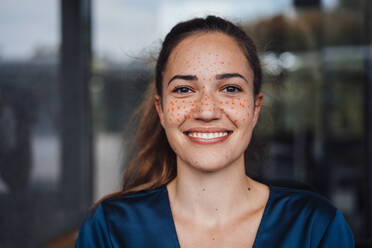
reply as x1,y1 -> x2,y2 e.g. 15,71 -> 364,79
163,184 -> 273,248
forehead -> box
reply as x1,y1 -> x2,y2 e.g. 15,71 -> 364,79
165,32 -> 251,75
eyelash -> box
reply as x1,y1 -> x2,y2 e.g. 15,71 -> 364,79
171,85 -> 243,95
222,85 -> 242,93
172,86 -> 194,94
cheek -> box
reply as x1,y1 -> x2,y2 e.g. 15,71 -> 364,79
165,99 -> 196,124
219,97 -> 253,125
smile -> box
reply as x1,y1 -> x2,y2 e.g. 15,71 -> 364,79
187,132 -> 228,139
183,128 -> 233,144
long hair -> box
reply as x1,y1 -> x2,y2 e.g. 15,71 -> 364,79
100,15 -> 263,201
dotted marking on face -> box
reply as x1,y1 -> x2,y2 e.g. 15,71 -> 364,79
234,120 -> 238,124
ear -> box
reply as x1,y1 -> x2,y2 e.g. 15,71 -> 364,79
154,94 -> 165,128
252,92 -> 264,127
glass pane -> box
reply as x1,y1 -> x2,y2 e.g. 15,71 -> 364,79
0,0 -> 60,194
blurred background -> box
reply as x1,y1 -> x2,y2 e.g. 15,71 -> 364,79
0,0 -> 371,247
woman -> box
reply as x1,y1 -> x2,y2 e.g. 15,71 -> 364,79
76,16 -> 354,247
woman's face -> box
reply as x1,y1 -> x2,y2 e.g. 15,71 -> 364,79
155,32 -> 263,172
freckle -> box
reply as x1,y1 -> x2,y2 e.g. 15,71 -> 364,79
243,118 -> 246,121
171,107 -> 175,111
220,101 -> 223,104
231,107 -> 234,110
175,100 -> 178,103
202,85 -> 206,89
226,114 -> 230,118
212,238 -> 215,241
205,103 -> 209,106
184,114 -> 187,118
167,109 -> 170,112
201,103 -> 203,106
220,61 -> 224,64
203,77 -> 206,81
202,188 -> 206,191
225,101 -> 229,104
169,118 -> 172,121
221,108 -> 224,111
215,208 -> 218,211
232,102 -> 235,105
237,98 -> 240,101
177,106 -> 180,110
182,100 -> 185,103
176,118 -> 180,122
171,101 -> 174,105
234,120 -> 238,123
216,54 -> 219,57
185,110 -> 189,113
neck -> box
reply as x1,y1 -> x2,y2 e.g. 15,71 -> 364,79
167,155 -> 254,226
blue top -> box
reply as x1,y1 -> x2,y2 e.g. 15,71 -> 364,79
76,185 -> 355,247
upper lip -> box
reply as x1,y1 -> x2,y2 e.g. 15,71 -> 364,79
183,127 -> 233,133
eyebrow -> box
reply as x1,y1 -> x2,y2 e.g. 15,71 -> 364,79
168,75 -> 197,85
215,73 -> 249,83
167,72 -> 249,86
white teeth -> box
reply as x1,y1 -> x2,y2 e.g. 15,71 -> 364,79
187,132 -> 228,139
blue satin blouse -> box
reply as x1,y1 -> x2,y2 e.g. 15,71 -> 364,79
76,185 -> 354,247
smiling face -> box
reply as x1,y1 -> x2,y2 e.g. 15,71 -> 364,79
155,32 -> 263,172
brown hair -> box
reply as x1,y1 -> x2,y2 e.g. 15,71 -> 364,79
99,15 -> 263,201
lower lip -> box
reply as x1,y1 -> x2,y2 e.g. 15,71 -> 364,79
185,133 -> 232,144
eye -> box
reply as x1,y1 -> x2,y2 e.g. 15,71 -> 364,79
172,86 -> 193,94
222,85 -> 242,93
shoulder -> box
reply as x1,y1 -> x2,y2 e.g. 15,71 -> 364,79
95,185 -> 168,218
269,186 -> 337,217
261,186 -> 354,247
76,186 -> 170,247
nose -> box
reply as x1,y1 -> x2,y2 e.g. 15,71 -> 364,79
191,92 -> 221,122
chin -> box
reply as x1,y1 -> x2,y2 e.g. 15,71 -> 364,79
177,152 -> 242,173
